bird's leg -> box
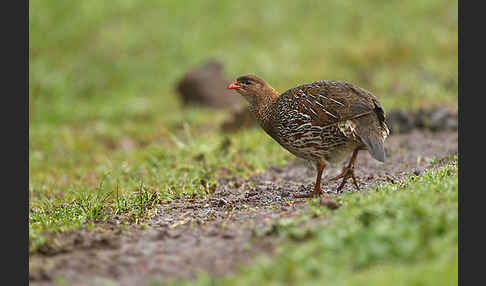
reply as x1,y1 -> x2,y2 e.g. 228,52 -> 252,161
294,160 -> 326,198
329,148 -> 361,192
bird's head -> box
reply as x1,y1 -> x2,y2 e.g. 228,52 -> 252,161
227,74 -> 277,105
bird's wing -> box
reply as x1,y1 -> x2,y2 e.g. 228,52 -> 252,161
278,80 -> 376,128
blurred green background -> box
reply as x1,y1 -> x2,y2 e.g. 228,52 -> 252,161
29,1 -> 458,281
30,0 -> 457,126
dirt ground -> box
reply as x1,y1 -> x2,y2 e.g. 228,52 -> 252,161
29,130 -> 458,286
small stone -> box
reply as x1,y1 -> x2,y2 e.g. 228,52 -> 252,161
215,198 -> 229,207
222,233 -> 234,239
280,190 -> 290,197
320,197 -> 340,210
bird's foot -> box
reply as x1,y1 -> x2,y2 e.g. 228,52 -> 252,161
294,186 -> 327,198
333,167 -> 360,193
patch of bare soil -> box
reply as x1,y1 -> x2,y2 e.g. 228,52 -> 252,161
29,130 -> 458,286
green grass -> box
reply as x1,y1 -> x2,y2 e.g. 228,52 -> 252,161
29,127 -> 294,251
30,1 -> 458,280
168,161 -> 458,286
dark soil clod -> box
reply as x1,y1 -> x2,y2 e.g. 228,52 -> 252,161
320,197 -> 340,210
175,59 -> 244,109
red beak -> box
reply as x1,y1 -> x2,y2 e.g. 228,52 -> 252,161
227,81 -> 241,90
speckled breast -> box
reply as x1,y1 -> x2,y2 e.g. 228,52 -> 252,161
273,115 -> 360,163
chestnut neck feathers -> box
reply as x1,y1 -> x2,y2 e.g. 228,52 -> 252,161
232,74 -> 280,128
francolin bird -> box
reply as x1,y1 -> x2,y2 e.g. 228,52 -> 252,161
228,74 -> 389,197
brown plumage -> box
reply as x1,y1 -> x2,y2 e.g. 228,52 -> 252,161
228,74 -> 389,197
